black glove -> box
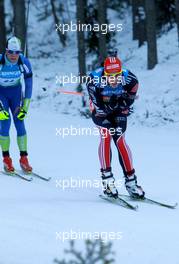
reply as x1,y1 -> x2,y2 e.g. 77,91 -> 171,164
121,93 -> 136,107
120,106 -> 134,116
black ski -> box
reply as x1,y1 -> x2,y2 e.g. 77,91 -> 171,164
118,194 -> 177,209
99,194 -> 138,210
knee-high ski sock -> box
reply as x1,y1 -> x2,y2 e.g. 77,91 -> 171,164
17,135 -> 27,155
0,136 -> 10,154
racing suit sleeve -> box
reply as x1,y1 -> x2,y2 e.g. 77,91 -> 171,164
86,74 -> 106,115
23,57 -> 33,99
122,70 -> 139,107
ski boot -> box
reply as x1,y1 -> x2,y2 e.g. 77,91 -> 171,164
125,173 -> 145,198
101,168 -> 118,199
3,156 -> 15,173
20,155 -> 32,173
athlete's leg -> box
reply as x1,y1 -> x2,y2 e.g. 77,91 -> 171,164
9,86 -> 27,155
115,134 -> 134,176
112,115 -> 135,177
98,127 -> 112,171
92,112 -> 112,171
0,89 -> 15,172
92,112 -> 118,197
9,86 -> 32,172
112,114 -> 144,197
0,92 -> 11,157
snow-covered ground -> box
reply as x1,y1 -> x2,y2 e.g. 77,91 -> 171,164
0,110 -> 179,263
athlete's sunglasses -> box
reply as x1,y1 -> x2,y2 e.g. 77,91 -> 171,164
6,49 -> 20,55
104,71 -> 122,77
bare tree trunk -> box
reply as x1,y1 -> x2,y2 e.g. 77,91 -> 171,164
132,0 -> 146,46
176,0 -> 179,46
145,0 -> 158,69
50,0 -> 66,47
0,0 -> 6,53
76,0 -> 86,83
132,0 -> 139,40
11,0 -> 26,52
138,0 -> 146,47
98,0 -> 107,62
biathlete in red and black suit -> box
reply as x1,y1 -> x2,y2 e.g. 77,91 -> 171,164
87,55 -> 145,199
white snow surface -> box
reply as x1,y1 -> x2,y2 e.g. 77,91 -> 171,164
0,110 -> 179,263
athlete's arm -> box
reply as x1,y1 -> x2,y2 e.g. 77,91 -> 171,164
86,74 -> 106,115
23,57 -> 33,99
123,70 -> 139,107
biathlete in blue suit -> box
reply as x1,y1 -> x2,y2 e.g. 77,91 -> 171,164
0,36 -> 33,173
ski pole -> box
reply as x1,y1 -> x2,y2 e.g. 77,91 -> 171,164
24,0 -> 31,56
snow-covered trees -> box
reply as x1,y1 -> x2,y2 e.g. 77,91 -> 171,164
54,239 -> 115,264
